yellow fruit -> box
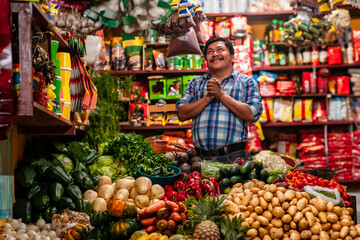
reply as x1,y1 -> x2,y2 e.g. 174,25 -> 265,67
130,230 -> 148,240
159,236 -> 169,240
137,236 -> 148,240
147,232 -> 162,240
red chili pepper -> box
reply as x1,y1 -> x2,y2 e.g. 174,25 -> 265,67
173,181 -> 186,192
200,180 -> 214,197
191,171 -> 201,180
178,172 -> 188,182
194,187 -> 203,200
164,185 -> 177,201
344,200 -> 352,207
162,196 -> 169,202
176,191 -> 188,202
185,178 -> 199,193
341,191 -> 349,200
207,177 -> 221,196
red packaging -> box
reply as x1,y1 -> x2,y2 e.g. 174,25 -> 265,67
208,20 -> 215,39
214,17 -> 231,39
336,76 -> 350,94
302,72 -> 317,94
327,46 -> 342,65
313,100 -> 327,122
317,75 -> 327,93
353,30 -> 360,62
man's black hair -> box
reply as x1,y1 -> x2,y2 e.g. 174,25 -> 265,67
203,37 -> 234,59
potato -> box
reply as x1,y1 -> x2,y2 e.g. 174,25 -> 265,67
258,227 -> 268,238
290,198 -> 298,206
251,187 -> 260,194
313,197 -> 327,212
326,202 -> 335,212
310,235 -> 319,240
327,212 -> 339,223
322,223 -> 331,231
301,207 -> 311,215
290,221 -> 297,229
254,206 -> 264,214
295,191 -> 303,199
244,217 -> 254,226
134,177 -> 152,195
260,197 -> 268,209
226,195 -> 233,201
246,229 -> 258,238
282,202 -> 290,210
301,192 -> 311,201
310,222 -> 322,235
319,231 -> 330,240
271,197 -> 280,207
318,212 -> 328,223
309,205 -> 318,216
290,231 -> 301,240
262,211 -> 273,221
282,214 -> 292,224
284,224 -> 290,232
340,226 -> 350,238
271,218 -> 283,228
270,227 -> 284,239
113,189 -> 129,201
92,197 -> 107,211
297,198 -> 308,211
253,237 -> 261,240
239,205 -> 247,212
344,236 -> 353,240
246,205 -> 254,213
268,184 -> 277,193
332,223 -> 342,231
263,235 -> 272,240
288,205 -> 298,216
267,203 -> 273,212
83,190 -> 98,204
115,178 -> 135,191
250,212 -> 258,219
241,194 -> 252,206
349,226 -> 357,238
272,206 -> 285,218
333,206 -> 342,217
242,211 -> 250,218
305,212 -> 315,227
294,212 -> 304,223
330,231 -> 340,239
224,200 -> 239,213
264,192 -> 273,202
298,218 -> 309,231
98,176 -> 112,186
300,230 -> 312,239
284,190 -> 295,201
258,190 -> 266,197
250,197 -> 260,207
257,216 -> 269,226
257,181 -> 266,190
347,208 -> 354,216
98,184 -> 115,201
252,221 -> 260,229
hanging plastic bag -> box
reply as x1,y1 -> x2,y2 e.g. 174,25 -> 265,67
166,27 -> 202,58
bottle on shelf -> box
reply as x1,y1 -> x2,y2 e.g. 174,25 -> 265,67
271,19 -> 280,42
288,46 -> 296,66
296,47 -> 303,65
340,41 -> 348,64
311,46 -> 319,65
344,25 -> 353,43
269,44 -> 279,66
264,24 -> 270,45
278,45 -> 287,66
319,45 -> 328,65
279,20 -> 285,43
302,47 -> 311,65
347,42 -> 354,64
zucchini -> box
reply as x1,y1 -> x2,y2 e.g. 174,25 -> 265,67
248,172 -> 257,180
32,191 -> 50,210
26,182 -> 42,199
48,182 -> 64,202
13,198 -> 33,224
240,161 -> 255,175
16,165 -> 36,188
65,184 -> 83,201
57,197 -> 75,210
309,26 -> 320,36
46,166 -> 72,185
303,32 -> 313,40
298,22 -> 309,32
75,198 -> 93,215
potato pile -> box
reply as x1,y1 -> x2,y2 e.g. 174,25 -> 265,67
224,179 -> 360,240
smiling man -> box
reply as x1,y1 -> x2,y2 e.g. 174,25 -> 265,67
176,37 -> 263,163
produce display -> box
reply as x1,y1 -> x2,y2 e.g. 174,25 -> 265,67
3,137 -> 360,240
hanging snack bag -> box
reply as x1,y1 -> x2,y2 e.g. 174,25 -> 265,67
259,98 -> 274,123
230,16 -> 247,38
336,76 -> 350,95
293,98 -> 313,122
144,48 -> 154,71
124,37 -> 143,71
111,37 -> 127,70
153,49 -> 167,70
215,17 -> 231,39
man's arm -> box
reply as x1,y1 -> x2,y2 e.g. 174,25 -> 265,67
177,95 -> 213,121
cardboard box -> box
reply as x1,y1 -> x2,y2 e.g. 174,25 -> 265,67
166,77 -> 182,99
149,78 -> 167,99
182,75 -> 197,93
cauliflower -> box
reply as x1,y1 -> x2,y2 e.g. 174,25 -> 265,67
254,150 -> 288,174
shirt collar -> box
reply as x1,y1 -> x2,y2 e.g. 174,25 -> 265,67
204,69 -> 238,81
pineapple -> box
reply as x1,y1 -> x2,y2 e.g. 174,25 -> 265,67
187,196 -> 229,240
219,214 -> 251,240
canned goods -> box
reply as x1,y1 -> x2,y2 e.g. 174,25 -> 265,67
184,55 -> 193,69
174,56 -> 183,70
192,55 -> 203,69
167,57 -> 175,70
145,29 -> 157,43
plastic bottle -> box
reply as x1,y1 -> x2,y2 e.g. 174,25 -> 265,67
279,20 -> 285,42
278,45 -> 287,66
340,42 -> 348,64
264,24 -> 270,45
296,47 -> 303,65
288,46 -> 296,66
302,47 -> 311,65
269,44 -> 278,66
319,45 -> 328,64
347,42 -> 354,64
311,47 -> 320,65
271,19 -> 280,42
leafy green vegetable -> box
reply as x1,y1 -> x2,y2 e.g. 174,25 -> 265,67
201,160 -> 233,179
104,133 -> 173,177
268,170 -> 283,176
52,154 -> 74,172
96,156 -> 114,166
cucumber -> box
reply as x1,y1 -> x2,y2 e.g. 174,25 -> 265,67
219,167 -> 231,179
220,178 -> 230,188
259,169 -> 269,182
230,165 -> 241,176
230,176 -> 243,185
248,172 -> 257,180
240,161 -> 256,175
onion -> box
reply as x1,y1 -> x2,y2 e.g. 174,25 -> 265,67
40,230 -> 49,236
36,218 -> 46,229
8,219 -> 19,230
47,230 -> 56,239
27,225 -> 39,232
27,230 -> 37,238
42,224 -> 52,231
15,232 -> 29,239
3,223 -> 12,230
19,223 -> 26,230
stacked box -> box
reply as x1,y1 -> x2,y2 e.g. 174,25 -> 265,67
182,75 -> 197,93
149,79 -> 167,99
166,77 -> 182,99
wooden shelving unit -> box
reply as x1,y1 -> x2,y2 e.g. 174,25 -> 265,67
120,125 -> 192,130
253,63 -> 360,71
206,11 -> 294,20
106,69 -> 208,75
262,120 -> 357,127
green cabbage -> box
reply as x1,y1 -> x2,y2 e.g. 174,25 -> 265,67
52,154 -> 74,172
96,155 -> 114,165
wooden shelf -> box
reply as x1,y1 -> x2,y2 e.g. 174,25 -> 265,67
13,102 -> 75,135
206,11 -> 294,20
262,94 -> 359,98
32,2 -> 69,50
120,125 -> 192,130
105,69 -> 208,75
262,121 -> 356,127
336,179 -> 360,184
253,63 -> 360,71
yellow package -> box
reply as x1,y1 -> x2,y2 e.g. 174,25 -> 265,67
166,111 -> 181,125
123,37 -> 144,71
274,98 -> 292,122
293,99 -> 313,122
148,112 -> 165,126
254,121 -> 265,141
259,98 -> 274,123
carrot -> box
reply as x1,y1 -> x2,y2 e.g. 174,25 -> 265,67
157,207 -> 170,219
178,202 -> 187,213
162,229 -> 173,237
166,220 -> 177,232
165,201 -> 179,212
142,200 -> 165,218
138,208 -> 147,218
156,219 -> 168,231
180,212 -> 187,221
140,216 -> 158,226
146,225 -> 157,233
169,212 -> 182,222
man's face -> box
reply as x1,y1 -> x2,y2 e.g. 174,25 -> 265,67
205,41 -> 234,71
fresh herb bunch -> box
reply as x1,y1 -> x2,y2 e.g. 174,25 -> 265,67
104,132 -> 173,177
84,73 -> 132,148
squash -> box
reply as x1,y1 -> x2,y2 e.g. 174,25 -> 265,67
90,210 -> 113,227
26,182 -> 42,199
75,198 -> 92,215
31,190 -> 50,210
65,184 -> 83,201
43,206 -> 57,223
57,196 -> 75,210
13,198 -> 32,224
73,170 -> 94,192
130,230 -> 148,240
85,227 -> 110,240
110,218 -> 139,240
64,224 -> 89,240
108,198 -> 138,218
48,182 -> 64,202
16,165 -> 36,187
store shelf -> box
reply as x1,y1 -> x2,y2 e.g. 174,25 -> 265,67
206,11 -> 294,20
262,121 -> 356,127
262,94 -> 328,98
105,69 -> 208,75
253,63 -> 360,71
32,2 -> 69,50
13,102 -> 75,135
120,125 -> 192,130
336,179 -> 360,184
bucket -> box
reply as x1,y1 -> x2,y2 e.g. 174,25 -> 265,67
60,69 -> 71,87
62,102 -> 71,120
51,40 -> 59,61
149,140 -> 168,153
56,52 -> 71,68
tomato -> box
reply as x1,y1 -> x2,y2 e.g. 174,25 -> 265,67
341,192 -> 349,200
344,200 -> 352,207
